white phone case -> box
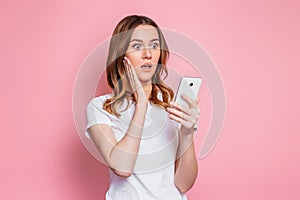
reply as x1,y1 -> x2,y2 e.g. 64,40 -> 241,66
175,77 -> 202,107
174,77 -> 202,129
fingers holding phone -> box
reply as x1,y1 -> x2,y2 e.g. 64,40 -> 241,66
167,77 -> 202,131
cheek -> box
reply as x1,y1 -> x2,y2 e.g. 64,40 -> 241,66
153,50 -> 161,61
125,52 -> 141,67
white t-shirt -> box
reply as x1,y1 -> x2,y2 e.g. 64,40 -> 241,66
85,94 -> 188,200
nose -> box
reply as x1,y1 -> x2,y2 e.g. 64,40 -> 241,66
142,47 -> 152,60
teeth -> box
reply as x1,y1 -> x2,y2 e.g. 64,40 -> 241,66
142,64 -> 151,68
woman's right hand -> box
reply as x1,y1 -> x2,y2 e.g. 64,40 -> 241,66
123,57 -> 148,104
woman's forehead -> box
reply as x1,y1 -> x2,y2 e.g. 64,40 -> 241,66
130,25 -> 159,42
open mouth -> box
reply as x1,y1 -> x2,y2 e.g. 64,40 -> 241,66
141,64 -> 152,69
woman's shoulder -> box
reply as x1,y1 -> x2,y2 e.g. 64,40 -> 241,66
87,93 -> 113,110
91,93 -> 113,103
87,93 -> 119,119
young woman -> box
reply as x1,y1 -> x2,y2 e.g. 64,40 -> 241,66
85,15 -> 199,200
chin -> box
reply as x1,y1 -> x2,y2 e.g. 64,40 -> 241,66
139,78 -> 153,85
137,76 -> 153,84
137,73 -> 155,83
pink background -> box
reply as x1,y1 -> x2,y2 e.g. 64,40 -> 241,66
1,0 -> 299,199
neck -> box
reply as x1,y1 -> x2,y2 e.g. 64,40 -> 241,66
142,82 -> 153,99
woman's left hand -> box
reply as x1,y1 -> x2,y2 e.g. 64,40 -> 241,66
167,94 -> 200,134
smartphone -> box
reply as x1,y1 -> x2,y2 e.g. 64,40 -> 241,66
174,77 -> 202,108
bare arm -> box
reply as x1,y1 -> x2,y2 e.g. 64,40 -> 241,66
167,94 -> 200,192
88,102 -> 147,177
174,128 -> 198,193
88,57 -> 148,177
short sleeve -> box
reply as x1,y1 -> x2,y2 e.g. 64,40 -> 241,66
85,96 -> 113,139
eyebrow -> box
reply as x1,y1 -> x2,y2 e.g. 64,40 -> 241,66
129,38 -> 160,43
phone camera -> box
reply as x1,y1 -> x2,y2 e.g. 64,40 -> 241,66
189,82 -> 193,87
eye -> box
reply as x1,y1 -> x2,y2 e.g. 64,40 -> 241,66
151,42 -> 159,49
132,43 -> 142,49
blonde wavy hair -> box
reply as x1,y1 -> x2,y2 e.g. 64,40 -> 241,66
103,15 -> 174,117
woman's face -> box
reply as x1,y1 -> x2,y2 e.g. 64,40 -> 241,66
125,24 -> 161,85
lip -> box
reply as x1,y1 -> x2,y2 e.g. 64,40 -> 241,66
140,63 -> 153,70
